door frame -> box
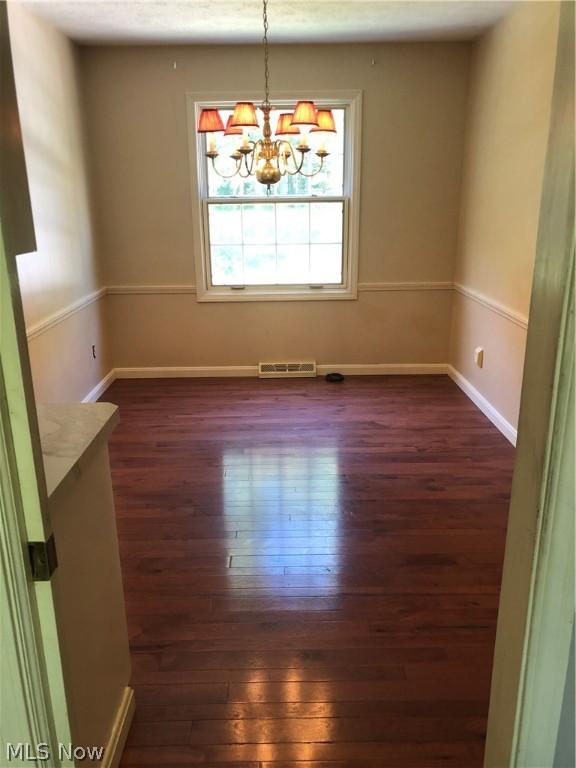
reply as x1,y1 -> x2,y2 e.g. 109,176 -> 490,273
1,4 -> 70,762
484,2 -> 575,765
0,293 -> 59,765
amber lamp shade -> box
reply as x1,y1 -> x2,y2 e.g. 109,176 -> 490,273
275,113 -> 300,136
311,109 -> 337,133
291,100 -> 319,128
230,101 -> 259,128
197,109 -> 225,133
224,116 -> 243,135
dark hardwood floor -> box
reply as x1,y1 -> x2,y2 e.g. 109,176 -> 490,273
101,375 -> 515,767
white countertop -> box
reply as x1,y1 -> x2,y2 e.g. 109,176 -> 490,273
37,402 -> 119,501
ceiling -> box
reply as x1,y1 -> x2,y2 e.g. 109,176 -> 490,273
18,0 -> 515,45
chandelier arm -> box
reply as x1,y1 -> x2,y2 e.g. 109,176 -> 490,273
276,140 -> 305,175
208,155 -> 243,179
294,156 -> 326,178
238,156 -> 252,178
284,152 -> 308,176
275,140 -> 290,176
246,142 -> 261,175
277,146 -> 288,177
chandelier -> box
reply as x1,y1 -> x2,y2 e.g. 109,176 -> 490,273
196,0 -> 336,191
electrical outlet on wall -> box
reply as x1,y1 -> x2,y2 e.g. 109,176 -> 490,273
474,346 -> 484,368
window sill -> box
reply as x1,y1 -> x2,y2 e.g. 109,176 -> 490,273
196,286 -> 358,302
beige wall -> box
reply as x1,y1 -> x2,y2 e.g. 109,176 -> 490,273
450,1 -> 560,429
8,3 -> 109,402
108,290 -> 453,368
80,41 -> 471,368
50,443 -> 131,754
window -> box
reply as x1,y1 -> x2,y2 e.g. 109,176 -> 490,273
188,93 -> 361,301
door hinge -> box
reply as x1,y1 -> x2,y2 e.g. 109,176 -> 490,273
28,534 -> 58,581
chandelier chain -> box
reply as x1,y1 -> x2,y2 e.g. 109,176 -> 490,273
262,0 -> 270,106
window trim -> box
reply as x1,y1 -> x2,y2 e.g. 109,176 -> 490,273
186,90 -> 362,302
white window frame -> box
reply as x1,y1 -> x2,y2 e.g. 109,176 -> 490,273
186,90 -> 362,302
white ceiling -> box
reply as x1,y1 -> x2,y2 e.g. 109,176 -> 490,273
18,0 -> 515,45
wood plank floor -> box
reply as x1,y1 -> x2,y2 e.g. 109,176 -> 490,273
101,375 -> 515,768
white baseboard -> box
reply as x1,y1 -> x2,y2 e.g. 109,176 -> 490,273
115,365 -> 258,378
101,687 -> 134,768
447,365 -> 517,445
317,363 -> 448,376
113,363 -> 448,380
82,370 -> 117,403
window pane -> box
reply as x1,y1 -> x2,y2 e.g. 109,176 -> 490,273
208,204 -> 242,245
310,202 -> 343,244
208,201 -> 344,287
242,204 -> 275,244
310,244 -> 343,284
276,203 -> 309,244
277,245 -> 310,283
244,245 -> 276,284
211,245 -> 243,285
206,108 -> 345,198
311,159 -> 343,197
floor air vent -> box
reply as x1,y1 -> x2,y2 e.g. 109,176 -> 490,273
259,361 -> 317,378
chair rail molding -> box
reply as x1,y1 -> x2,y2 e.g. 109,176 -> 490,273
106,285 -> 198,295
107,281 -> 453,295
454,283 -> 529,329
24,283 -> 529,343
26,287 -> 106,341
358,281 -> 453,292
